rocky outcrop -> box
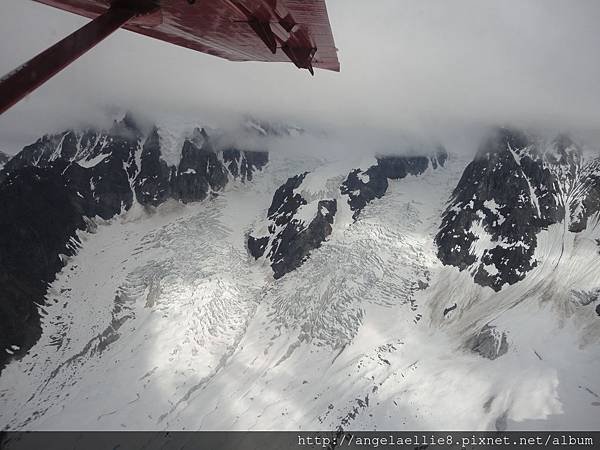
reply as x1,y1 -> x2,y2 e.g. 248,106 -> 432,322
340,165 -> 389,220
134,127 -> 268,206
435,128 -> 591,291
0,163 -> 96,374
248,173 -> 337,279
0,119 -> 143,371
341,151 -> 447,220
270,199 -> 337,279
0,151 -> 9,170
134,127 -> 173,207
466,324 -> 509,360
250,148 -> 447,279
222,148 -> 269,182
569,156 -> 600,233
171,130 -> 229,203
0,116 -> 268,372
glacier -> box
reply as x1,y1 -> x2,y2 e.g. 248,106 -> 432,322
0,122 -> 599,431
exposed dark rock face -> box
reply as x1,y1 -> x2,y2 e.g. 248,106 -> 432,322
0,117 -> 142,372
340,166 -> 388,220
0,117 -> 144,373
0,117 -> 268,372
83,133 -> 140,217
376,155 -> 430,179
266,172 -> 308,220
0,116 -> 143,219
134,127 -> 172,207
466,324 -> 509,360
248,173 -> 338,279
172,130 -> 228,203
250,147 -> 447,279
1,133 -> 71,177
431,146 -> 448,169
435,128 -> 589,291
222,149 -> 269,182
0,162 -> 108,373
436,129 -> 541,289
0,166 -> 82,372
341,150 -> 448,220
270,199 -> 337,279
247,235 -> 269,259
1,115 -> 142,183
443,303 -> 457,317
133,127 -> 269,206
0,151 -> 9,170
569,156 -> 600,233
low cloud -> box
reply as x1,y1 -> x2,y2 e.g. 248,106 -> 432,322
1,0 -> 600,154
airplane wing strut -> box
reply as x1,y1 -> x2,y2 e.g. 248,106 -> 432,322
0,0 -> 340,115
0,3 -> 157,115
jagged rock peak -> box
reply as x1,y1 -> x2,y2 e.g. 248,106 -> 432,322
435,126 -> 599,291
342,146 -> 448,220
0,151 -> 10,170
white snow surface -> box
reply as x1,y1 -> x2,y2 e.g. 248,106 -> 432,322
1,149 -> 600,431
76,152 -> 110,168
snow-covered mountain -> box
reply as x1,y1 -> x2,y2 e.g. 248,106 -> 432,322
0,119 -> 599,431
248,149 -> 447,278
0,115 -> 269,376
436,129 -> 599,291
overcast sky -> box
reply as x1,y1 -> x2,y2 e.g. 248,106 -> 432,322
1,0 -> 600,153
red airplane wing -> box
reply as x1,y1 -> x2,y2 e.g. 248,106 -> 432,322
33,0 -> 340,73
0,0 -> 339,114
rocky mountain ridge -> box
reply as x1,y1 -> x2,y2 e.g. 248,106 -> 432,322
0,115 -> 269,371
436,128 -> 600,291
249,149 -> 448,278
